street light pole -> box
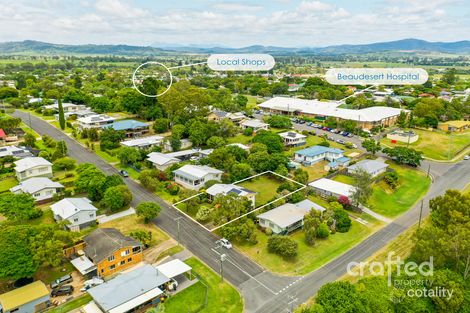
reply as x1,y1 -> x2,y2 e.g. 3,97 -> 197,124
174,216 -> 183,246
418,200 -> 424,229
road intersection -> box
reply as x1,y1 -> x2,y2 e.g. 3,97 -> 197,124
13,110 -> 470,313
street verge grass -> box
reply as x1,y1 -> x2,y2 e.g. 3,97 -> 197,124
164,257 -> 243,313
236,218 -> 381,276
368,163 -> 430,217
380,129 -> 470,160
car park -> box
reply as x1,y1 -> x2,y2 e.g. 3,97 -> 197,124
347,133 -> 354,138
50,274 -> 73,289
342,132 -> 349,137
51,285 -> 74,297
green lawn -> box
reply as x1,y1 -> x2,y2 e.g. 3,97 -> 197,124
227,134 -> 253,145
35,261 -> 75,285
116,164 -> 141,179
333,174 -> 355,185
236,219 -> 379,276
164,257 -> 243,313
0,177 -> 17,193
381,129 -> 470,160
367,163 -> 431,217
301,161 -> 328,182
238,174 -> 284,207
46,294 -> 92,313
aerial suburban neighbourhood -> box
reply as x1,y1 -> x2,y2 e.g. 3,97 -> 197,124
0,1 -> 469,313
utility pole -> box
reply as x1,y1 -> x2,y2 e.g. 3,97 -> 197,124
418,200 -> 424,229
219,253 -> 227,282
427,164 -> 431,179
174,216 -> 183,246
28,112 -> 32,128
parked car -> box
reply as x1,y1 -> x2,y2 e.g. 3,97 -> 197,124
119,170 -> 129,177
327,136 -> 335,141
80,277 -> 104,291
218,238 -> 232,249
50,274 -> 73,289
307,122 -> 313,126
464,155 -> 470,160
342,132 -> 349,137
51,285 -> 74,297
322,127 -> 328,131
336,139 -> 345,144
347,133 -> 354,138
299,120 -> 306,124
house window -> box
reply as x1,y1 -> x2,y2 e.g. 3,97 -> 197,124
100,269 -> 104,273
120,260 -> 125,265
34,193 -> 41,197
89,213 -> 95,218
132,246 -> 141,254
128,258 -> 132,262
109,264 -> 115,270
108,255 -> 115,262
73,218 -> 79,222
121,249 -> 130,257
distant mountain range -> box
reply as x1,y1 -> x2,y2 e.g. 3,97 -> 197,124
1,38 -> 470,56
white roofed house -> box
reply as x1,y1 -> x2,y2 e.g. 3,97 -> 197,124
240,119 -> 269,132
347,159 -> 389,178
256,200 -> 326,235
121,135 -> 163,149
308,178 -> 356,200
77,114 -> 116,129
51,198 -> 98,231
147,152 -> 180,171
206,183 -> 256,207
279,131 -> 307,147
173,165 -> 223,190
10,177 -> 64,203
0,146 -> 33,158
14,156 -> 53,181
43,102 -> 86,113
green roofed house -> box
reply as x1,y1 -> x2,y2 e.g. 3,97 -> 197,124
0,281 -> 50,313
102,119 -> 150,138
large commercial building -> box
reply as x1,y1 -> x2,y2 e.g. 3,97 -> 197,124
259,97 -> 407,129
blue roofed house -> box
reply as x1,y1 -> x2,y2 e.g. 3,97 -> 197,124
102,119 -> 150,138
294,145 -> 350,167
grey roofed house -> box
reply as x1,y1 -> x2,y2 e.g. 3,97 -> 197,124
257,203 -> 311,234
84,228 -> 142,264
13,156 -> 52,172
88,264 -> 169,313
10,177 -> 63,195
0,145 -> 33,158
51,197 -> 98,220
295,199 -> 326,212
347,159 -> 389,177
173,164 -> 223,180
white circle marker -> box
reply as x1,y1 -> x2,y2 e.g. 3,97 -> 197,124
132,61 -> 173,97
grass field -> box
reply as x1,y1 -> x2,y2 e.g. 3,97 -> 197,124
333,174 -> 355,185
236,218 -> 380,276
381,129 -> 470,160
301,161 -> 328,181
99,215 -> 169,247
0,176 -> 17,193
164,257 -> 243,313
227,134 -> 253,145
368,163 -> 431,217
238,174 -> 285,207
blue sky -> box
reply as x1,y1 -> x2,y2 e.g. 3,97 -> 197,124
0,0 -> 469,47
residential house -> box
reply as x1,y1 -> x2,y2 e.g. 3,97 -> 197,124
309,178 -> 356,199
227,143 -> 250,151
163,138 -> 192,151
294,146 -> 346,166
43,102 -> 86,113
14,156 -> 52,181
0,146 -> 33,158
51,198 -> 98,231
173,165 -> 223,190
240,119 -> 269,132
438,120 -> 470,132
279,131 -> 307,146
0,281 -> 50,313
75,228 -> 143,277
77,114 -> 116,129
87,264 -> 169,313
257,200 -> 326,235
206,183 -> 256,207
207,110 -> 246,124
121,135 -> 164,149
10,177 -> 64,202
347,159 -> 389,178
102,119 -> 150,138
147,152 -> 180,171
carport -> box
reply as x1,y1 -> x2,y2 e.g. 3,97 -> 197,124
155,259 -> 192,280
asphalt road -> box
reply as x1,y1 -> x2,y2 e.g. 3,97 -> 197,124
14,110 -> 470,313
